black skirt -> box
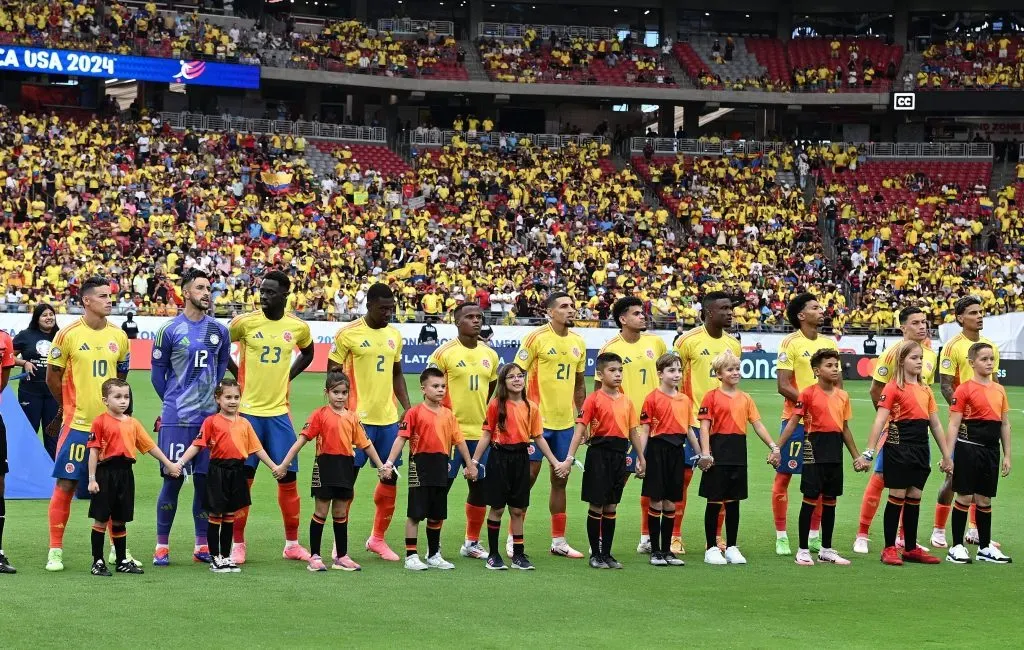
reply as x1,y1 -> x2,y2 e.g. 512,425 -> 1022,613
206,458 -> 251,514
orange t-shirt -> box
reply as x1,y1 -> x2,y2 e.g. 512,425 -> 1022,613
640,389 -> 696,437
577,390 -> 640,447
302,406 -> 371,457
950,379 -> 1008,447
698,388 -> 761,465
87,413 -> 156,463
878,381 -> 936,446
399,403 -> 464,455
794,384 -> 851,463
195,413 -> 264,460
483,398 -> 542,446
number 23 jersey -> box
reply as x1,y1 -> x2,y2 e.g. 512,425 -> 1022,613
229,311 -> 312,417
329,318 -> 404,426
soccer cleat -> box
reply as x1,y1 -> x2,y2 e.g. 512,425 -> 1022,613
506,535 -> 514,559
603,555 -> 623,569
794,549 -> 815,566
550,540 -> 584,559
853,536 -> 870,555
460,542 -> 488,559
224,558 -> 241,573
486,555 -> 508,570
110,548 -> 142,567
231,542 -> 247,566
775,535 -> 792,556
900,547 -> 940,564
704,547 -> 728,566
880,546 -> 903,566
930,528 -> 948,549
724,546 -> 747,565
663,552 -> 685,566
808,535 -> 822,553
333,555 -> 362,571
817,548 -> 851,565
426,553 -> 456,570
366,537 -> 400,562
193,546 -> 213,563
307,555 -> 328,572
0,552 -> 16,574
589,555 -> 609,569
45,548 -> 64,572
91,559 -> 112,577
510,554 -> 535,570
404,554 -> 429,571
283,543 -> 312,562
209,557 -> 233,573
116,559 -> 144,574
977,545 -> 1012,564
637,537 -> 652,554
670,537 -> 685,555
153,547 -> 170,566
945,545 -> 972,564
649,552 -> 668,566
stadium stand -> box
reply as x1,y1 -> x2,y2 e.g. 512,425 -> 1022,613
917,34 -> 1024,90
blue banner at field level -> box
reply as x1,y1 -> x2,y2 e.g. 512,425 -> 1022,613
0,46 -> 260,89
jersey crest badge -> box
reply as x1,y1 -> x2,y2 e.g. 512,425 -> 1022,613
282,331 -> 293,343
210,333 -> 220,345
108,342 -> 119,353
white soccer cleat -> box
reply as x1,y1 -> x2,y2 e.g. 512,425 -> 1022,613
977,545 -> 1012,564
945,544 -> 971,564
817,548 -> 852,565
723,546 -> 747,565
964,528 -> 980,545
404,554 -> 430,571
459,542 -> 488,559
636,536 -> 652,554
853,535 -> 870,554
930,528 -> 948,548
426,553 -> 456,570
703,547 -> 727,565
550,540 -> 584,559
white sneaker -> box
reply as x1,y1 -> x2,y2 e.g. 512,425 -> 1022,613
506,535 -> 514,559
703,547 -> 727,565
794,549 -> 814,566
930,528 -> 948,549
817,548 -> 851,565
549,539 -> 584,558
945,544 -> 971,564
404,554 -> 429,571
426,553 -> 456,570
636,536 -> 652,554
977,545 -> 1012,564
964,528 -> 980,545
853,535 -> 870,554
723,546 -> 747,564
459,541 -> 488,559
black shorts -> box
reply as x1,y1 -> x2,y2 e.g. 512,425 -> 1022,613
698,464 -> 748,502
0,415 -> 7,475
206,459 -> 251,514
486,444 -> 531,509
882,444 -> 931,490
581,445 -> 629,506
952,442 -> 999,498
312,454 -> 356,500
800,462 -> 843,498
407,485 -> 447,521
641,436 -> 686,502
88,460 -> 136,522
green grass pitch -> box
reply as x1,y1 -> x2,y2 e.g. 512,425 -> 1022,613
2,375 -> 1023,648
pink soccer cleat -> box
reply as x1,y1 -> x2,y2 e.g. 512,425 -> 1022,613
366,537 -> 400,561
333,555 -> 362,571
230,542 -> 247,566
283,543 -> 312,561
307,555 -> 328,572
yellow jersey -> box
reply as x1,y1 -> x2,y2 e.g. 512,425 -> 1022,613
427,339 -> 499,440
939,332 -> 999,389
777,331 -> 838,420
872,339 -> 938,385
516,324 -> 587,430
599,333 -> 667,414
229,311 -> 312,417
674,326 -> 742,418
328,318 -> 404,425
48,318 -> 130,430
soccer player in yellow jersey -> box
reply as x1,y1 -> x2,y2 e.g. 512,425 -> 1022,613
933,296 -> 1000,549
427,303 -> 499,559
44,277 -> 130,572
227,270 -> 315,564
328,283 -> 412,561
599,297 -> 666,554
854,306 -> 936,554
673,291 -> 740,554
772,293 -> 838,556
515,292 -> 585,558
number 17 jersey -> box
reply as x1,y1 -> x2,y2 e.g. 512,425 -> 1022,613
329,318 -> 404,426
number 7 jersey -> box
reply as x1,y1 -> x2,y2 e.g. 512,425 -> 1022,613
328,317 -> 404,426
229,311 -> 312,417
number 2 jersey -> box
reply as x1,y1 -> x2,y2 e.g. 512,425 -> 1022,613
229,311 -> 312,417
152,314 -> 231,427
328,318 -> 404,426
48,318 -> 130,431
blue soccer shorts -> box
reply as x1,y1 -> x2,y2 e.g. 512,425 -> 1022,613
53,427 -> 90,481
358,423 -> 401,469
529,426 -> 574,462
160,424 -> 207,476
777,421 -> 806,475
242,414 -> 298,472
449,439 -> 490,479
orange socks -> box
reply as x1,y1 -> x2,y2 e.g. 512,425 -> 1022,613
233,478 -> 255,544
968,503 -> 977,529
671,468 -> 694,537
811,497 -> 823,532
934,503 -> 952,529
551,512 -> 567,539
371,483 -> 397,539
858,473 -> 885,536
772,473 -> 791,532
277,481 -> 301,541
640,496 -> 651,535
47,486 -> 73,548
465,504 -> 486,542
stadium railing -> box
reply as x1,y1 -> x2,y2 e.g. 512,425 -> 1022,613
409,130 -> 605,149
628,138 -> 995,160
156,112 -> 387,143
377,18 -> 454,37
477,23 -> 627,42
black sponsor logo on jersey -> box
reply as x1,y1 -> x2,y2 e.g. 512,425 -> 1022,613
802,351 -> 811,357
700,349 -> 710,356
360,340 -> 371,348
623,356 -> 632,364
80,343 -> 90,351
399,420 -> 409,431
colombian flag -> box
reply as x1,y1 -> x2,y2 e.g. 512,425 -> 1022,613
261,171 -> 294,194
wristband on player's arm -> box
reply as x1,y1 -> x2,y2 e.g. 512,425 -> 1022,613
861,448 -> 875,461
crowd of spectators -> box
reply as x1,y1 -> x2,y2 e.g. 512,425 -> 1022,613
917,34 -> 1024,90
